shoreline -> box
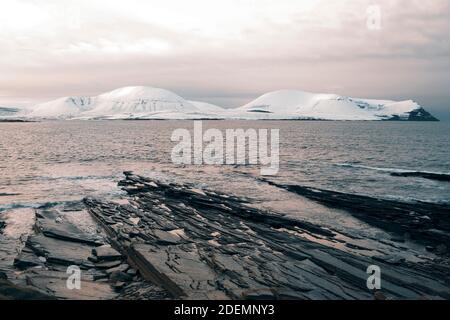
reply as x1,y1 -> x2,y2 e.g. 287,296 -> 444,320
1,172 -> 449,300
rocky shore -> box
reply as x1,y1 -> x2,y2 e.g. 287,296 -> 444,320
260,178 -> 450,252
1,172 -> 449,300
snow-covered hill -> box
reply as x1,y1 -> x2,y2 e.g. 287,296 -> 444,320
84,87 -> 199,117
22,97 -> 92,118
16,86 -> 226,120
9,86 -> 438,121
237,90 -> 438,121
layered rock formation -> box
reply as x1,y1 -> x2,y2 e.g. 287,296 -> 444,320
1,172 -> 449,300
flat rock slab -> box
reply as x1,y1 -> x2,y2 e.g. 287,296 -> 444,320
0,278 -> 55,300
21,205 -> 107,269
14,247 -> 45,270
26,270 -> 117,300
9,205 -> 115,299
2,201 -> 168,300
132,243 -> 226,299
26,234 -> 95,267
95,260 -> 123,269
93,245 -> 122,261
36,213 -> 103,246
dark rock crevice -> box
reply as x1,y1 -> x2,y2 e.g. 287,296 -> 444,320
390,171 -> 450,182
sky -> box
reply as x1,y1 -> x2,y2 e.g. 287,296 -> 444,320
0,0 -> 449,119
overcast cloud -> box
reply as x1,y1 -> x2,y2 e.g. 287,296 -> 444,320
0,0 -> 449,119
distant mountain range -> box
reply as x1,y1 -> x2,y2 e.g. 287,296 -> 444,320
0,86 -> 439,121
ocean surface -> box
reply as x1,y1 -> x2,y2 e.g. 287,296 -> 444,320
1,120 -> 449,259
1,120 -> 449,207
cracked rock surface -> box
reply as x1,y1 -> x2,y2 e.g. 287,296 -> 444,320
83,172 -> 450,300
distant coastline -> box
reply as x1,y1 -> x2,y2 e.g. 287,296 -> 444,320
1,86 -> 439,122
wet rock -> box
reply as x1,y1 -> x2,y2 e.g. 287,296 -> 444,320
36,216 -> 102,246
61,202 -> 86,212
110,271 -> 133,283
112,281 -> 126,291
260,179 -> 450,249
391,236 -> 406,243
25,270 -> 117,300
14,247 -> 45,270
2,201 -> 167,300
373,255 -> 406,265
151,229 -> 184,245
345,243 -> 371,251
274,290 -> 308,300
129,217 -> 140,225
374,291 -> 387,301
106,264 -> 129,275
131,243 -> 218,298
242,289 -> 276,300
95,260 -> 123,269
126,269 -> 137,276
93,245 -> 122,261
436,244 -> 447,255
27,234 -> 95,267
92,272 -> 109,281
0,278 -> 55,300
118,281 -> 171,300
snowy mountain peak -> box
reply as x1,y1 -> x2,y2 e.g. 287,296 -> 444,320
10,86 -> 438,121
98,86 -> 184,101
240,90 -> 340,114
239,89 -> 437,121
17,86 -> 226,119
85,86 -> 200,116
